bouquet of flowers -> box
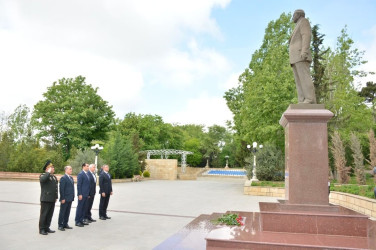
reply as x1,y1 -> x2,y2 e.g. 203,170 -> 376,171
211,213 -> 244,226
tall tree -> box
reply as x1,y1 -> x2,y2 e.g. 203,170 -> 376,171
104,131 -> 139,178
202,125 -> 228,168
325,27 -> 373,142
7,104 -> 33,143
311,24 -> 329,103
0,132 -> 14,171
32,76 -> 115,159
359,81 -> 376,103
119,113 -> 183,151
225,12 -> 295,150
359,81 -> 376,122
0,111 -> 7,141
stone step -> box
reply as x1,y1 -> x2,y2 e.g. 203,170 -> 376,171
259,202 -> 371,237
206,230 -> 370,249
206,211 -> 374,249
154,209 -> 376,249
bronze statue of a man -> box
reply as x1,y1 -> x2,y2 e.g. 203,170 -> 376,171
289,9 -> 316,104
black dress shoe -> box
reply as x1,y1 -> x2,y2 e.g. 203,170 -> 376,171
75,223 -> 84,227
64,225 -> 73,229
82,221 -> 89,225
39,229 -> 48,235
105,216 -> 111,219
88,218 -> 96,222
84,219 -> 92,223
58,227 -> 65,231
47,228 -> 55,233
99,216 -> 106,220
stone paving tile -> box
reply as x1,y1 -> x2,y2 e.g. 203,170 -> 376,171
0,179 -> 277,250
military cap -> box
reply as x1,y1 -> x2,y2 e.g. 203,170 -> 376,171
43,160 -> 53,171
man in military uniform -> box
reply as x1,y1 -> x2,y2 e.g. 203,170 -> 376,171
39,160 -> 58,235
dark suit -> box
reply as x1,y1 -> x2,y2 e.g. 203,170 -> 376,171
39,172 -> 58,231
58,174 -> 75,227
75,170 -> 91,224
289,16 -> 316,103
99,171 -> 112,217
85,171 -> 96,220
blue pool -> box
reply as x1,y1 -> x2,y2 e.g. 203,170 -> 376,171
203,169 -> 246,176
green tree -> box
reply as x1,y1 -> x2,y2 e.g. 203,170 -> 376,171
0,132 -> 14,171
359,81 -> 376,103
311,24 -> 329,103
32,76 -> 115,159
202,125 -> 228,168
0,111 -> 7,141
184,138 -> 204,166
118,113 -> 184,158
325,27 -> 373,147
119,113 -> 166,150
7,141 -> 47,173
179,124 -> 206,167
359,81 -> 376,122
251,144 -> 284,181
68,148 -> 105,175
7,105 -> 33,143
224,12 -> 295,150
104,131 -> 139,178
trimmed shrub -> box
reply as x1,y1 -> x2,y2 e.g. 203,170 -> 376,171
250,144 -> 284,181
143,170 -> 150,178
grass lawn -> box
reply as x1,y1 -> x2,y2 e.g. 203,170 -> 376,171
252,174 -> 376,199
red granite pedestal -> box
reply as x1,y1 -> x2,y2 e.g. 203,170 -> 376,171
280,104 -> 333,205
154,105 -> 376,249
206,105 -> 376,249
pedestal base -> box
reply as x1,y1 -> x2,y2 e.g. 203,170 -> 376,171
205,203 -> 375,249
154,203 -> 376,249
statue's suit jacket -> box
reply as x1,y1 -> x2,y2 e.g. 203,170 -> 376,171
289,17 -> 312,64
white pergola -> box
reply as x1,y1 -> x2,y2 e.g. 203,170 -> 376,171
141,149 -> 193,173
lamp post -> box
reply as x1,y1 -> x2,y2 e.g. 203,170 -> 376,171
91,143 -> 103,181
247,142 -> 263,181
225,155 -> 229,169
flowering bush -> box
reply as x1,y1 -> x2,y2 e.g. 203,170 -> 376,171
211,213 -> 244,226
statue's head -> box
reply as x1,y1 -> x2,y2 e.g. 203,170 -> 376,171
292,9 -> 305,23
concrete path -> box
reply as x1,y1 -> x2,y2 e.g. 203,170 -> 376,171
0,178 -> 277,250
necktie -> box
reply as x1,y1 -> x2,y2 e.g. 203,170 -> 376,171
67,175 -> 73,184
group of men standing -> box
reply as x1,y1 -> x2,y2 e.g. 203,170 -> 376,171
38,161 -> 113,235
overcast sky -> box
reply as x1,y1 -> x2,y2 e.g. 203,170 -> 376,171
1,0 -> 375,127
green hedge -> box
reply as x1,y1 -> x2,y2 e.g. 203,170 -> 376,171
253,180 -> 375,199
330,184 -> 375,199
251,181 -> 285,187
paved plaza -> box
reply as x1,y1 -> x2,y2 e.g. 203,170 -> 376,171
0,178 -> 277,250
